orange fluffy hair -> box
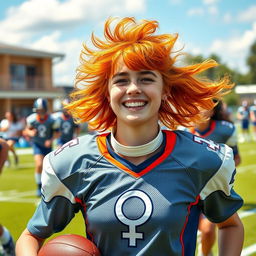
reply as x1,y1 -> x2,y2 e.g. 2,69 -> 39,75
67,17 -> 233,131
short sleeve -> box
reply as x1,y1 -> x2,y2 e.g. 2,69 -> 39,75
226,127 -> 238,148
0,119 -> 9,129
26,114 -> 35,128
27,154 -> 80,238
199,145 -> 243,223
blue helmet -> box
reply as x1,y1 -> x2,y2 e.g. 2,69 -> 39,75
33,98 -> 48,112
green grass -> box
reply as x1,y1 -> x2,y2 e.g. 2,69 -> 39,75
1,139 -> 256,254
0,154 -> 85,242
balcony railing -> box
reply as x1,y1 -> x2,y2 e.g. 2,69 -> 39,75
0,75 -> 58,91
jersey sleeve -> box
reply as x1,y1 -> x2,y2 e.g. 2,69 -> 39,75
226,126 -> 238,148
0,119 -> 8,129
27,154 -> 80,238
226,126 -> 239,156
199,144 -> 243,223
26,114 -> 36,128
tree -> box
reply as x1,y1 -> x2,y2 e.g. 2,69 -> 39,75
246,41 -> 256,83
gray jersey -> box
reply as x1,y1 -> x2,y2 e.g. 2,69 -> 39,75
28,130 -> 243,256
191,120 -> 239,156
26,113 -> 58,147
52,112 -> 78,143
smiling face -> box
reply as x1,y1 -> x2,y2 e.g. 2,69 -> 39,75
108,61 -> 164,129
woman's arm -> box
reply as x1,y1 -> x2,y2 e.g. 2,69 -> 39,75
15,228 -> 45,256
217,213 -> 244,256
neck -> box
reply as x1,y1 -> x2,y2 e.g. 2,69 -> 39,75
110,125 -> 163,157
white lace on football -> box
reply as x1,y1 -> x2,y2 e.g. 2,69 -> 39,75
110,128 -> 163,157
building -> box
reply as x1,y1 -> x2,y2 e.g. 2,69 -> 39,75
235,85 -> 256,103
0,42 -> 65,119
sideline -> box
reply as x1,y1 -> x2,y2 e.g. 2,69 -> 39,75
241,244 -> 256,256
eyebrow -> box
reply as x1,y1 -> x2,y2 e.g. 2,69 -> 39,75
112,70 -> 157,79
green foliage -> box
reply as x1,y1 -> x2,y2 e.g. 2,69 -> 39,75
246,41 -> 256,83
224,90 -> 240,106
183,40 -> 256,85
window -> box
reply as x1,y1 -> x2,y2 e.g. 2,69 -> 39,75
10,64 -> 37,90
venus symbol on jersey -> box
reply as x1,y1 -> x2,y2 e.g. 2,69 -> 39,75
115,190 -> 153,247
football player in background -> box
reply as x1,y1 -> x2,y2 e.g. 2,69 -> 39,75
190,100 -> 241,256
16,17 -> 244,256
52,98 -> 80,147
23,98 -> 59,197
0,138 -> 15,256
249,99 -> 256,141
237,100 -> 251,142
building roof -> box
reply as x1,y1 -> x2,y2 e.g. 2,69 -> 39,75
235,85 -> 256,94
0,42 -> 65,59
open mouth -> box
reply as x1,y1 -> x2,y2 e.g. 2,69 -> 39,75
123,101 -> 147,108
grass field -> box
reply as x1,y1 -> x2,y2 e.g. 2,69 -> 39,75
0,137 -> 256,255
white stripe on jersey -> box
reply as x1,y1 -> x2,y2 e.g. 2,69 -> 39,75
200,144 -> 235,200
41,154 -> 76,203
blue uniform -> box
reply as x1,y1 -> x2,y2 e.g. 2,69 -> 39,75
26,113 -> 58,155
191,120 -> 239,157
52,112 -> 79,145
27,130 -> 243,256
250,105 -> 256,126
237,106 -> 250,130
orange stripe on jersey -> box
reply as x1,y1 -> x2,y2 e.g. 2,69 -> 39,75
36,114 -> 48,123
96,130 -> 177,178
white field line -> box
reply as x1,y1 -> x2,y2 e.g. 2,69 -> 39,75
238,164 -> 256,173
0,190 -> 38,204
239,208 -> 256,219
241,244 -> 256,256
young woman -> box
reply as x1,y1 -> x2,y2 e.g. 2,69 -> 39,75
190,101 -> 241,256
16,17 -> 244,256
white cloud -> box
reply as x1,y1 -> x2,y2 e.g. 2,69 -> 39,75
187,8 -> 205,16
208,6 -> 218,16
187,5 -> 219,17
202,0 -> 219,5
30,31 -> 82,86
238,5 -> 256,22
124,0 -> 146,12
169,0 -> 183,5
0,0 -> 146,86
223,13 -> 232,24
209,22 -> 256,73
0,0 -> 146,45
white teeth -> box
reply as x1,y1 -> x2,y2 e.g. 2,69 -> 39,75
124,102 -> 146,107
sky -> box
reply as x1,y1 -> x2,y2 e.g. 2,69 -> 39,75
0,0 -> 256,86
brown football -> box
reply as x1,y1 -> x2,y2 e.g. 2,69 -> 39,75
38,234 -> 101,256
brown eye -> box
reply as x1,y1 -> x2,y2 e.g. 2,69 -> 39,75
114,79 -> 129,85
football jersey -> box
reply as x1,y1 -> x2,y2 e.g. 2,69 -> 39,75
52,112 -> 78,143
250,105 -> 256,119
190,120 -> 239,156
26,113 -> 58,147
27,130 -> 243,256
237,106 -> 250,120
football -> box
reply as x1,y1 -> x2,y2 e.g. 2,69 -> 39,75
38,234 -> 101,256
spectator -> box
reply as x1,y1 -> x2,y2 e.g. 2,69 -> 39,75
0,111 -> 24,165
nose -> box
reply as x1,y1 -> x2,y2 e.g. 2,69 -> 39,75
126,82 -> 141,95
